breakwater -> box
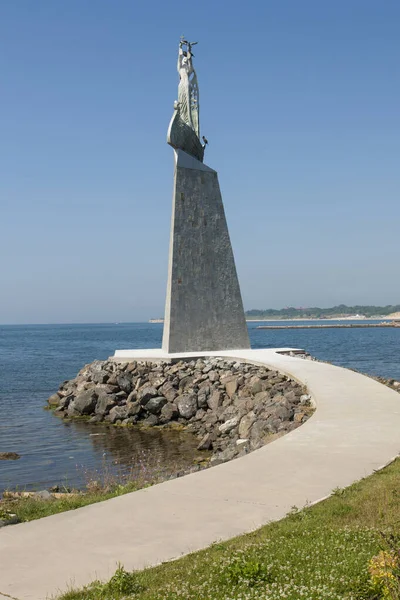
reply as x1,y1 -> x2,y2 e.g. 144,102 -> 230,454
257,322 -> 400,330
48,357 -> 313,465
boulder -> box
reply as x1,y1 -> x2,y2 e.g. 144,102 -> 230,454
92,370 -> 109,384
176,394 -> 198,419
95,393 -> 116,416
219,415 -> 240,435
142,414 -> 159,427
117,374 -> 132,394
96,384 -> 119,395
137,386 -> 158,406
126,401 -> 142,417
160,382 -> 178,402
160,403 -> 179,422
146,396 -> 167,415
107,405 -> 128,423
74,390 -> 97,415
47,393 -> 61,407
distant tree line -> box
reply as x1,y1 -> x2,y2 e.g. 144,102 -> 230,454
245,304 -> 400,319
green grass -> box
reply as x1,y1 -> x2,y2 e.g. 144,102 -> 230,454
56,458 -> 400,600
0,481 -> 141,523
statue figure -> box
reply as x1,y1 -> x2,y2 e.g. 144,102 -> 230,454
167,38 -> 206,162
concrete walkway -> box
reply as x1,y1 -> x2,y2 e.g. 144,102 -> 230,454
1,348 -> 400,600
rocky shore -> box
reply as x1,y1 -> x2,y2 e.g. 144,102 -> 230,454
48,358 -> 314,465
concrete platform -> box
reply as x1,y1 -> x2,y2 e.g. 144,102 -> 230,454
1,348 -> 400,600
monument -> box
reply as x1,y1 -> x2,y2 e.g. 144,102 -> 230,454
162,39 -> 250,353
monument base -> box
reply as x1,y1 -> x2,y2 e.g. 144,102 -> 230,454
162,150 -> 250,354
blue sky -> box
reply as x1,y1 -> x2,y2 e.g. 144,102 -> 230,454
0,0 -> 399,323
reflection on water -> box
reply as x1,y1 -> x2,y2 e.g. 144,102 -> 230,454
64,420 -> 203,488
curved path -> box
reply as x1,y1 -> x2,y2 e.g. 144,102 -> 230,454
1,348 -> 400,600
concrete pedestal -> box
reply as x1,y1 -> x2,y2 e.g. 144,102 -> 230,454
162,150 -> 250,353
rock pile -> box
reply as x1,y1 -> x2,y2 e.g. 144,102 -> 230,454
48,358 -> 313,464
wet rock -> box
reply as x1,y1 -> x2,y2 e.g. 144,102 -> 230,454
58,395 -> 72,410
160,403 -> 179,422
95,393 -> 116,416
47,393 -> 61,407
74,390 -> 97,415
107,405 -> 128,423
89,414 -> 103,423
126,401 -> 142,417
142,414 -> 159,426
0,452 -> 21,460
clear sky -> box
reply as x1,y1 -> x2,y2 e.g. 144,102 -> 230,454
1,0 -> 399,324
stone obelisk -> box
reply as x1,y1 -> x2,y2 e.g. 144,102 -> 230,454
162,39 -> 250,354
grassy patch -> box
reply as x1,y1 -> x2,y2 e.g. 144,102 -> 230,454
57,458 -> 400,600
0,481 -> 142,523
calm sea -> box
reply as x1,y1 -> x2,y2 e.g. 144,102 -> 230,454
0,321 -> 399,492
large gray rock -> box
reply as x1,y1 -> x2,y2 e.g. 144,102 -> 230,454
95,393 -> 116,416
107,405 -> 128,423
137,386 -> 158,406
117,374 -> 132,394
73,390 -> 97,415
146,397 -> 167,415
239,412 -> 256,438
126,401 -> 142,417
160,403 -> 179,422
176,394 -> 198,419
92,370 -> 109,384
159,381 -> 177,402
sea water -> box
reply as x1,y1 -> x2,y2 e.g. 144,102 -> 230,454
0,321 -> 399,492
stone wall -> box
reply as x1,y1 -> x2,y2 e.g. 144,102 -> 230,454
48,358 -> 314,464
